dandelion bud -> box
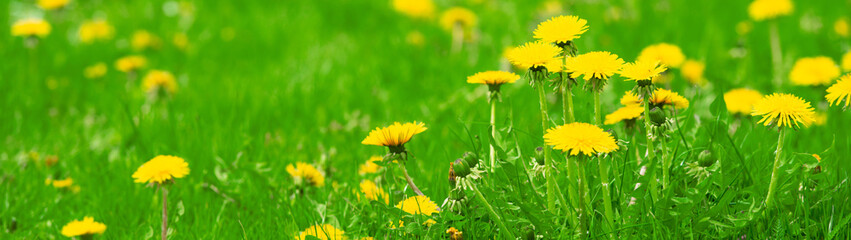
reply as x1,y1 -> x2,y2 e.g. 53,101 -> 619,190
534,147 -> 545,165
698,150 -> 716,167
449,160 -> 458,187
454,159 -> 471,178
648,107 -> 666,126
462,151 -> 479,168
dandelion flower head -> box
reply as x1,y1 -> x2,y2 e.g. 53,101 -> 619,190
751,93 -> 815,129
544,122 -> 619,156
132,155 -> 190,184
12,18 -> 51,37
565,51 -> 625,80
637,43 -> 685,68
467,71 -> 520,86
286,162 -> 325,187
826,74 -> 851,108
506,41 -> 562,71
361,122 -> 427,147
789,56 -> 841,86
61,217 -> 106,237
748,0 -> 793,21
724,88 -> 763,115
533,15 -> 589,44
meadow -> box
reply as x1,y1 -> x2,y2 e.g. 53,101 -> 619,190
2,0 -> 851,239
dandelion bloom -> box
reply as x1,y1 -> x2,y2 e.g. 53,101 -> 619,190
11,18 -> 51,37
38,0 -> 70,10
836,18 -> 850,37
132,155 -> 190,184
467,71 -> 520,86
52,178 -> 73,188
361,122 -> 427,147
439,7 -> 477,31
620,91 -> 642,106
84,62 -> 108,79
681,60 -> 706,85
724,88 -> 763,115
79,20 -> 114,43
813,112 -> 827,126
296,224 -> 346,240
826,74 -> 851,108
396,195 -> 440,216
286,162 -> 325,187
446,227 -> 463,240
637,43 -> 685,68
544,122 -> 619,156
751,93 -> 815,129
565,51 -> 625,80
142,70 -> 178,94
358,156 -> 383,175
392,0 -> 435,19
359,179 -> 389,204
789,57 -> 841,86
506,41 -> 562,71
604,105 -> 644,125
533,15 -> 589,44
115,55 -> 147,73
132,30 -> 160,51
649,89 -> 689,109
748,0 -> 793,21
61,217 -> 106,237
842,51 -> 851,72
619,60 -> 667,82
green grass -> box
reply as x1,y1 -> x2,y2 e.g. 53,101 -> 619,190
2,0 -> 851,239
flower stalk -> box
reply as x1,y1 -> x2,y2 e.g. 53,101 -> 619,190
400,162 -> 425,196
532,71 -> 557,213
489,97 -> 497,172
643,96 -> 660,201
769,21 -> 783,89
765,128 -> 786,209
576,159 -> 589,237
598,156 -> 616,233
160,184 -> 168,240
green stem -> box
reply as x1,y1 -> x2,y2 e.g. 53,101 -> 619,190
594,92 -> 602,126
161,184 -> 168,240
643,100 -> 659,202
489,97 -> 497,172
769,21 -> 783,90
661,136 -> 671,191
576,159 -> 589,238
535,76 -> 557,214
400,163 -> 424,196
598,156 -> 616,235
471,183 -> 517,240
765,128 -> 786,209
561,47 -> 580,229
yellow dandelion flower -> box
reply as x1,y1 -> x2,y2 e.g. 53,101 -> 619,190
132,155 -> 190,184
52,178 -> 73,188
38,0 -> 70,10
506,41 -> 562,71
604,105 -> 644,125
142,70 -> 178,94
286,162 -> 325,187
620,91 -> 642,106
812,154 -> 821,162
681,60 -> 706,85
406,30 -> 425,47
358,156 -> 383,175
296,224 -> 346,240
789,56 -> 841,86
115,55 -> 147,73
440,7 -> 477,31
132,30 -> 160,51
533,15 -> 589,44
79,20 -> 114,44
826,74 -> 851,108
61,217 -> 106,237
842,51 -> 851,72
361,122 -> 427,147
748,0 -> 793,21
467,71 -> 520,85
637,43 -> 685,68
84,62 -> 107,79
392,0 -> 435,19
446,227 -> 463,240
751,93 -> 815,128
396,195 -> 440,216
360,179 -> 389,204
724,88 -> 763,115
12,18 -> 51,38
836,18 -> 850,37
649,89 -> 689,109
619,59 -> 667,82
814,111 -> 827,126
544,122 -> 619,156
565,51 -> 625,80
